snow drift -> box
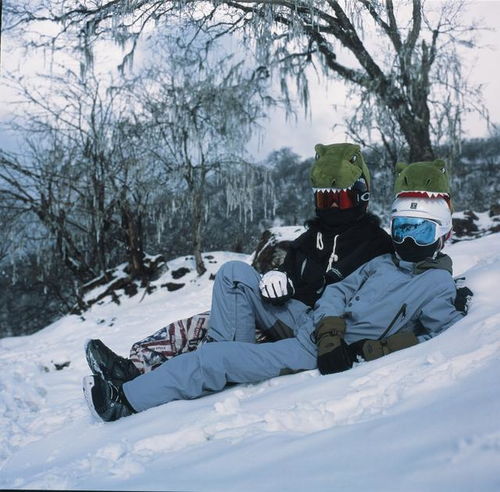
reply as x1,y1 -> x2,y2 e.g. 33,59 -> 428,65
1,234 -> 499,491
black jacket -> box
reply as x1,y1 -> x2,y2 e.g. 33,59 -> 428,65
280,213 -> 393,307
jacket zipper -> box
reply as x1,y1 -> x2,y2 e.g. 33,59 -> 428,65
378,303 -> 407,340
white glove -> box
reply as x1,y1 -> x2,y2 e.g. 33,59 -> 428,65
259,270 -> 294,305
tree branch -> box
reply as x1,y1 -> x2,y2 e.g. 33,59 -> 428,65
405,0 -> 422,53
358,0 -> 402,52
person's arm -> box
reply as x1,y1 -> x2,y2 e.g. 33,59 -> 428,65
259,245 -> 298,306
278,244 -> 300,286
417,280 -> 465,341
454,277 -> 474,315
349,273 -> 464,363
313,259 -> 374,375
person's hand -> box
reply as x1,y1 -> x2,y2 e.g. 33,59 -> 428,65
454,286 -> 473,314
315,316 -> 353,374
259,270 -> 294,305
349,332 -> 418,361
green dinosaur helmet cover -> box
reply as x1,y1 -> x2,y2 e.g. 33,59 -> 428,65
310,143 -> 371,226
394,159 -> 451,208
311,143 -> 371,190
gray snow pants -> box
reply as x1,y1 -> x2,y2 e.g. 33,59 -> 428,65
123,261 -> 317,412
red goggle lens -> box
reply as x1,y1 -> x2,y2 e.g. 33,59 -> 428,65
314,189 -> 356,210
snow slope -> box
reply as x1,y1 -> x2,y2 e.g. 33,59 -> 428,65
1,236 -> 500,491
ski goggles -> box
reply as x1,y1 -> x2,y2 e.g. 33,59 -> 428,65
314,178 -> 369,210
391,216 -> 441,246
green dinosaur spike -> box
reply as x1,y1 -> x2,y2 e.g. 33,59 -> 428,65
310,143 -> 371,190
394,159 -> 450,199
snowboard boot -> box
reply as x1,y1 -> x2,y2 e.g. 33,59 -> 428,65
83,375 -> 136,422
85,339 -> 141,383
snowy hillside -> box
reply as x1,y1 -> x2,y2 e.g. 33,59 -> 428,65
1,235 -> 500,491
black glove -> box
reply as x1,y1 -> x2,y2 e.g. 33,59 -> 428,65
454,286 -> 473,314
259,270 -> 295,306
349,332 -> 418,362
315,316 -> 354,375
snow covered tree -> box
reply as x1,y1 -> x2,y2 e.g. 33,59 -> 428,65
0,68 -> 160,289
129,41 -> 270,275
7,0 -> 485,162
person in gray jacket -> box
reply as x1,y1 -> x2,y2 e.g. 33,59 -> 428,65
83,196 -> 465,422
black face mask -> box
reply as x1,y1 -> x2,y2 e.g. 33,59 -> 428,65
393,237 -> 440,262
315,206 -> 365,227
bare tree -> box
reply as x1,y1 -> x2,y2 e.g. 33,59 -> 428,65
7,0 -> 487,162
132,43 -> 270,274
0,68 -> 159,295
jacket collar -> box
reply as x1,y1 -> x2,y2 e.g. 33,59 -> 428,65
391,252 -> 453,275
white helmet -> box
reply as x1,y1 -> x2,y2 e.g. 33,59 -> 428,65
391,196 -> 452,241
390,197 -> 452,262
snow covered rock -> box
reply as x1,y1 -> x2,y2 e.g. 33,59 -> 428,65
76,255 -> 166,313
452,203 -> 500,241
251,226 -> 306,273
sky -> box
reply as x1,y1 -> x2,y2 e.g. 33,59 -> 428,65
0,1 -> 499,161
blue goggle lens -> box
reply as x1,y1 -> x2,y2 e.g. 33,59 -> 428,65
391,217 -> 438,246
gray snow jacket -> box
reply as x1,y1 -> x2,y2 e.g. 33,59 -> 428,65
308,253 -> 464,346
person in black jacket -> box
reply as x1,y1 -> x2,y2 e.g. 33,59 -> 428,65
259,142 -> 392,309
84,143 -> 393,382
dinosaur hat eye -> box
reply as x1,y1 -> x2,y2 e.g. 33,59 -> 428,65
315,153 -> 320,160
441,167 -> 446,174
350,155 -> 357,163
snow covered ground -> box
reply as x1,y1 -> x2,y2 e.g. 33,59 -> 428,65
1,234 -> 500,491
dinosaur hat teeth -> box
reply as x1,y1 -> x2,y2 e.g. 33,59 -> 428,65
313,184 -> 353,194
313,180 -> 366,210
397,190 -> 450,199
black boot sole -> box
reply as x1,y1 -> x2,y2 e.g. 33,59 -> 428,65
82,375 -> 102,422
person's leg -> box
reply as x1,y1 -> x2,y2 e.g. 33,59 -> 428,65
129,311 -> 210,373
127,260 -> 273,371
207,261 -> 261,342
86,260 -> 306,379
208,261 -> 309,343
86,312 -> 211,380
123,338 -> 316,412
